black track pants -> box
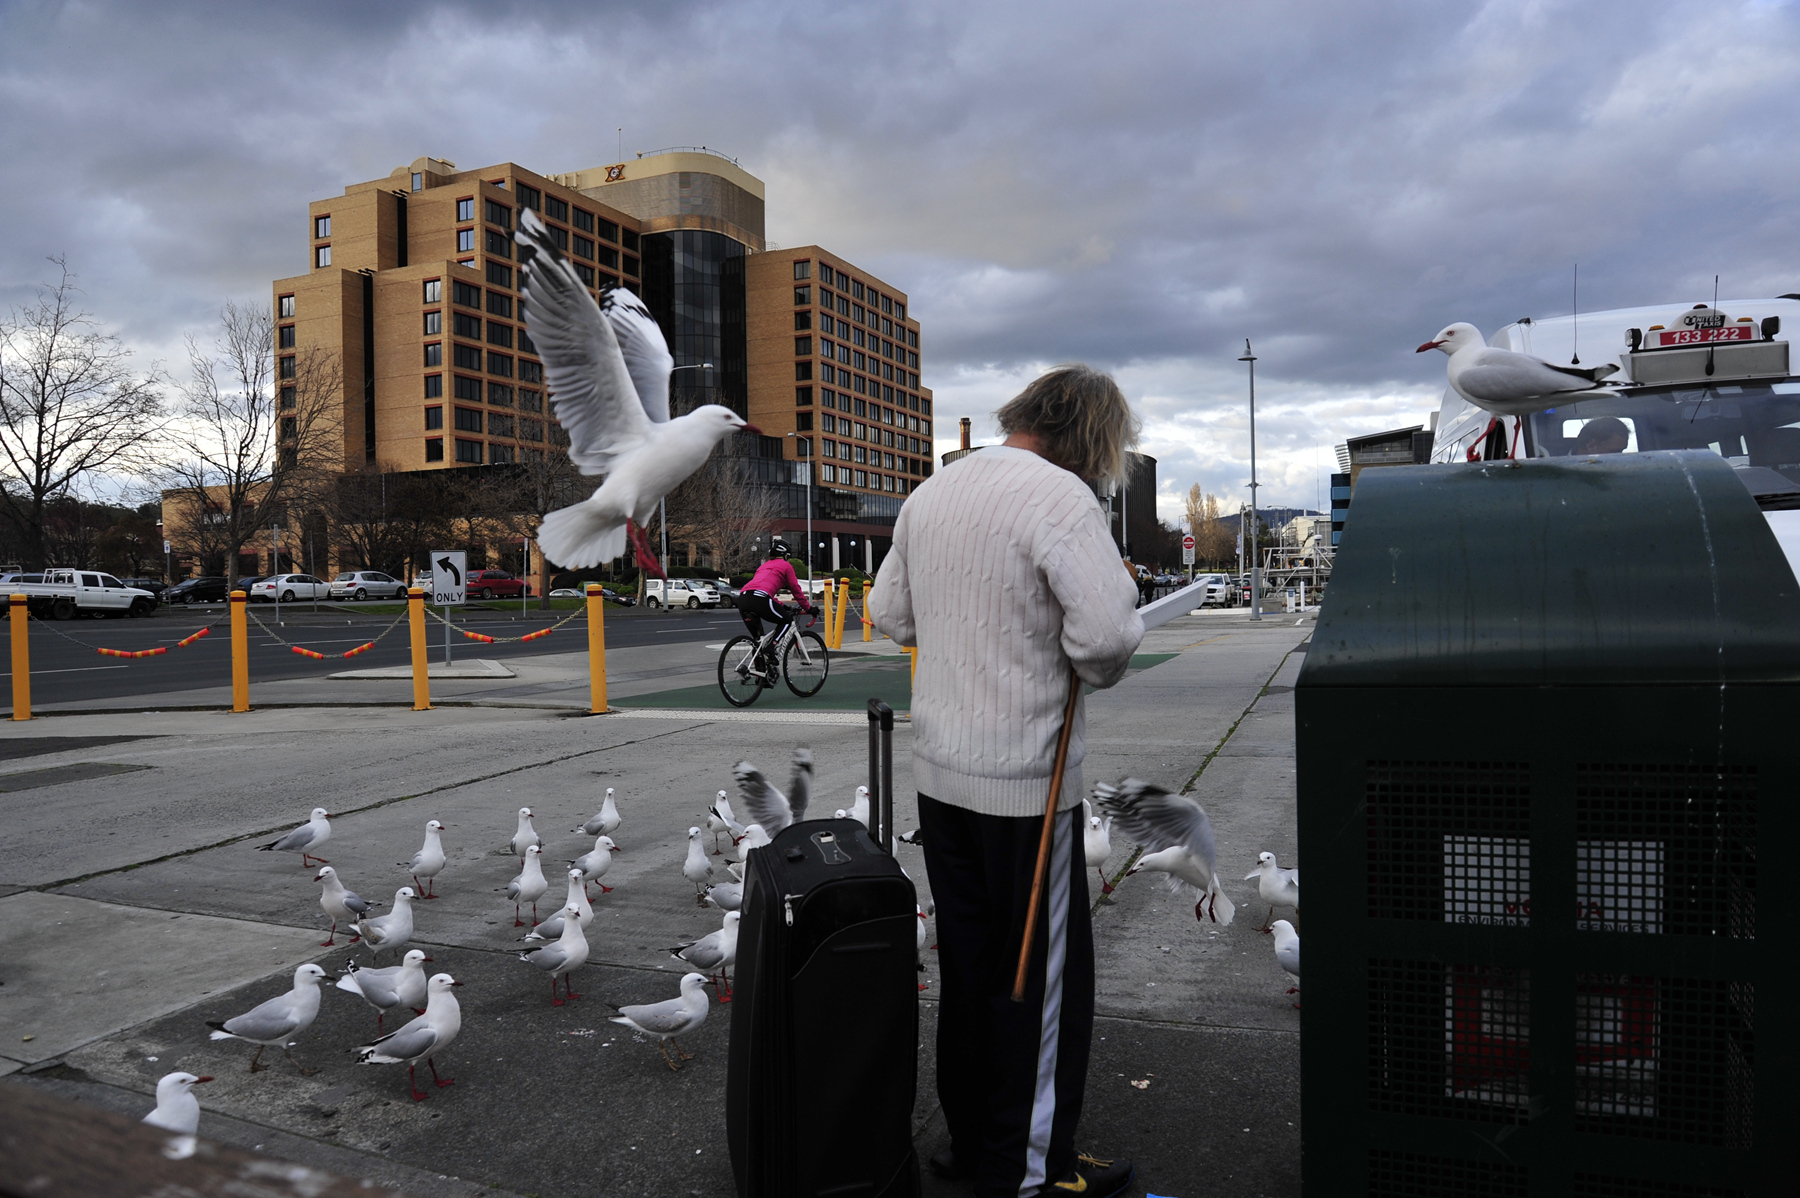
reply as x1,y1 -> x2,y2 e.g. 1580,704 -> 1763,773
919,793 -> 1094,1198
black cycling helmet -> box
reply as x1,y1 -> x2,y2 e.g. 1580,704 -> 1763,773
768,539 -> 792,558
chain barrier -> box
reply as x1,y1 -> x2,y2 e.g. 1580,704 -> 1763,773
424,604 -> 586,644
13,609 -> 227,657
246,608 -> 408,660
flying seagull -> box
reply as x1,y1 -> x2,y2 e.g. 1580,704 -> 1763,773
515,208 -> 760,576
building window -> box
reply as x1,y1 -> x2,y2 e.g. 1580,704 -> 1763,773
520,417 -> 544,441
623,255 -> 638,277
794,311 -> 811,331
795,336 -> 812,356
484,199 -> 512,228
820,361 -> 835,383
854,399 -> 867,418
516,184 -> 540,210
426,437 -> 444,461
548,225 -> 568,252
797,411 -> 813,431
882,296 -> 894,315
597,217 -> 618,242
822,464 -> 837,483
853,304 -> 865,325
458,257 -> 475,268
455,438 -> 482,463
314,215 -> 331,238
821,391 -> 837,410
486,262 -> 512,289
576,263 -> 596,287
572,208 -> 595,233
423,311 -> 442,335
796,386 -> 813,405
490,443 -> 515,464
488,382 -> 513,406
487,412 -> 514,437
520,331 -> 535,356
856,470 -> 868,488
574,235 -> 595,261
457,198 -> 475,221
454,312 -> 481,338
853,351 -> 866,371
278,294 -> 295,318
883,340 -> 895,359
278,324 -> 295,348
411,172 -> 423,192
793,260 -> 811,280
488,352 -> 513,377
485,292 -> 511,318
896,303 -> 906,322
593,246 -> 616,270
454,407 -> 482,432
453,280 -> 480,307
854,446 -> 867,464
883,453 -> 896,469
518,360 -> 542,384
423,279 -> 442,304
795,362 -> 812,381
622,229 -> 639,252
453,344 -> 482,370
485,229 -> 512,258
279,386 -> 296,408
424,374 -> 442,398
519,388 -> 542,411
454,375 -> 481,400
424,343 -> 442,366
823,439 -> 836,457
278,355 -> 295,379
457,228 -> 475,252
425,406 -> 443,430
544,196 -> 568,222
487,322 -> 512,348
315,245 -> 331,267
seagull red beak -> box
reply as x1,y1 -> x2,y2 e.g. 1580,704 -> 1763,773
193,1076 -> 214,1084
741,423 -> 763,436
1415,340 -> 1443,353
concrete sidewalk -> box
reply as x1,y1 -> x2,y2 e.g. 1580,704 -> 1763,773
0,608 -> 1311,1198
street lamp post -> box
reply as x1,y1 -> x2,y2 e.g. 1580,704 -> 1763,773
1239,339 -> 1261,621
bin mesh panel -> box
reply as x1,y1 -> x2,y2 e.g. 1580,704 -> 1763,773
1573,763 -> 1755,939
1366,760 -> 1531,923
1367,1149 -> 1527,1197
1368,959 -> 1529,1122
1573,974 -> 1753,1148
1573,1176 -> 1746,1197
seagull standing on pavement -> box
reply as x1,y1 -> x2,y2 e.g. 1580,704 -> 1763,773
206,964 -> 330,1074
314,865 -> 374,947
524,870 -> 594,944
1082,800 -> 1115,896
703,881 -> 743,912
578,788 -> 621,839
337,948 -> 432,1032
609,973 -> 711,1071
669,911 -> 740,1002
508,807 -> 539,865
1095,779 -> 1236,925
1270,919 -> 1301,1006
849,785 -> 871,829
732,747 -> 814,836
570,836 -> 617,898
682,827 -> 714,900
354,973 -> 464,1102
259,808 -> 331,867
1245,851 -> 1301,932
506,845 -> 549,927
354,887 -> 416,959
519,904 -> 590,1006
403,820 -> 446,898
514,208 -> 760,575
706,792 -> 743,855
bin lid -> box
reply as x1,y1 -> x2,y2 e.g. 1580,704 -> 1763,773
1299,451 -> 1800,687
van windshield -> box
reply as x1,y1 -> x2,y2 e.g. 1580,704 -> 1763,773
1525,380 -> 1800,481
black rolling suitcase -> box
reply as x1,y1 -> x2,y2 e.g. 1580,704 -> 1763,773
726,700 -> 921,1198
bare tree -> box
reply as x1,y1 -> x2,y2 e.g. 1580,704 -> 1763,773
0,259 -> 165,569
665,448 -> 789,578
160,302 -> 341,589
503,448 -> 596,606
1185,485 -> 1234,568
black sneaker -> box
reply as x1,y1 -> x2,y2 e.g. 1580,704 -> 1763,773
1046,1152 -> 1134,1197
928,1148 -> 973,1180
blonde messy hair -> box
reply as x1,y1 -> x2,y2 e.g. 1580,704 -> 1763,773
995,364 -> 1140,491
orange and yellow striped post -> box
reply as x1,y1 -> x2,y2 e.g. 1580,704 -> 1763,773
586,584 -> 608,713
408,587 -> 430,711
861,581 -> 873,643
10,594 -> 30,721
229,590 -> 249,712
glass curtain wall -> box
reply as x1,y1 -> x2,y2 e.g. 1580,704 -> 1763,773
640,230 -> 748,418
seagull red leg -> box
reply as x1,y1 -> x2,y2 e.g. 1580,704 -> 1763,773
320,923 -> 336,947
514,903 -> 525,928
563,975 -> 581,1002
429,1056 -> 454,1088
550,976 -> 564,1007
408,1064 -> 428,1102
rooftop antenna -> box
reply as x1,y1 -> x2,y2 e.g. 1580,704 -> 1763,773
1570,263 -> 1580,365
617,127 -> 623,162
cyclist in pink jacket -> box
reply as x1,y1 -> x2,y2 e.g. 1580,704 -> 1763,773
736,540 -> 814,642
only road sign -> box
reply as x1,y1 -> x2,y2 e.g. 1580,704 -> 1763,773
432,550 -> 467,606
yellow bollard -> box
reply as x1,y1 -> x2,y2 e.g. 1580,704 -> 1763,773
586,584 -> 608,713
10,594 -> 30,721
408,587 -> 431,711
835,578 -> 849,650
905,645 -> 918,680
820,580 -> 835,651
229,590 -> 249,712
861,581 -> 873,642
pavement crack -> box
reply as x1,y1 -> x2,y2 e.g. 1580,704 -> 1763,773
32,722 -> 712,892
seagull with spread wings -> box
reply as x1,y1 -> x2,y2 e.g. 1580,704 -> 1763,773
515,209 -> 759,576
1094,779 -> 1236,925
732,747 -> 814,836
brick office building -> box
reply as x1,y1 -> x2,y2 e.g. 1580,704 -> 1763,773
254,149 -> 925,577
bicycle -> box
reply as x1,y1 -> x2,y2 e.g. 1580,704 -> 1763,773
717,611 -> 830,707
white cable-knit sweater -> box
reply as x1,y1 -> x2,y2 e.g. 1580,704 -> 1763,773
868,446 -> 1144,818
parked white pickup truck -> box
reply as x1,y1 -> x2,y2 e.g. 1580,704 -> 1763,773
643,578 -> 724,609
0,569 -> 158,619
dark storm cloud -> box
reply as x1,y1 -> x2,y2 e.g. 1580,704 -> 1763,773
4,0 -> 1798,512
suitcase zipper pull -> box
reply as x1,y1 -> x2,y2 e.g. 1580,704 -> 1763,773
783,893 -> 802,926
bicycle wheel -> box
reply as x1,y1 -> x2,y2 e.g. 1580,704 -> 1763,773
783,630 -> 830,697
718,635 -> 768,707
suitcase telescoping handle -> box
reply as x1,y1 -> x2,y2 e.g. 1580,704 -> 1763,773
866,699 -> 895,854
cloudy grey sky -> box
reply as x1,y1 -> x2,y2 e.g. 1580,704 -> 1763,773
5,0 -> 1799,519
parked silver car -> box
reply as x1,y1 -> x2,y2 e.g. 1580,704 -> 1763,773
331,570 -> 408,601
249,573 -> 331,603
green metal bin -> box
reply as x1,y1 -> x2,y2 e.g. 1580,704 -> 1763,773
1296,451 -> 1800,1197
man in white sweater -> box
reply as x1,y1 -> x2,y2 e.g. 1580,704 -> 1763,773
870,365 -> 1144,1198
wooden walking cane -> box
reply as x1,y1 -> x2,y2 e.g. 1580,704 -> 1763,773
1011,669 -> 1083,1003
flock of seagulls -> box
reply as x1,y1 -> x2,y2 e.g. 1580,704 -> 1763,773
147,751 -> 1302,1145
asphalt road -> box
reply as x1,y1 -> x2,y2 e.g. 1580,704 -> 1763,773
4,602 -> 747,707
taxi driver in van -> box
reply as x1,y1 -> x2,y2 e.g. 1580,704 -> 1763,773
1571,417 -> 1630,456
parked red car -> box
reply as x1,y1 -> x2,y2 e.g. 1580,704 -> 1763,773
466,570 -> 531,599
